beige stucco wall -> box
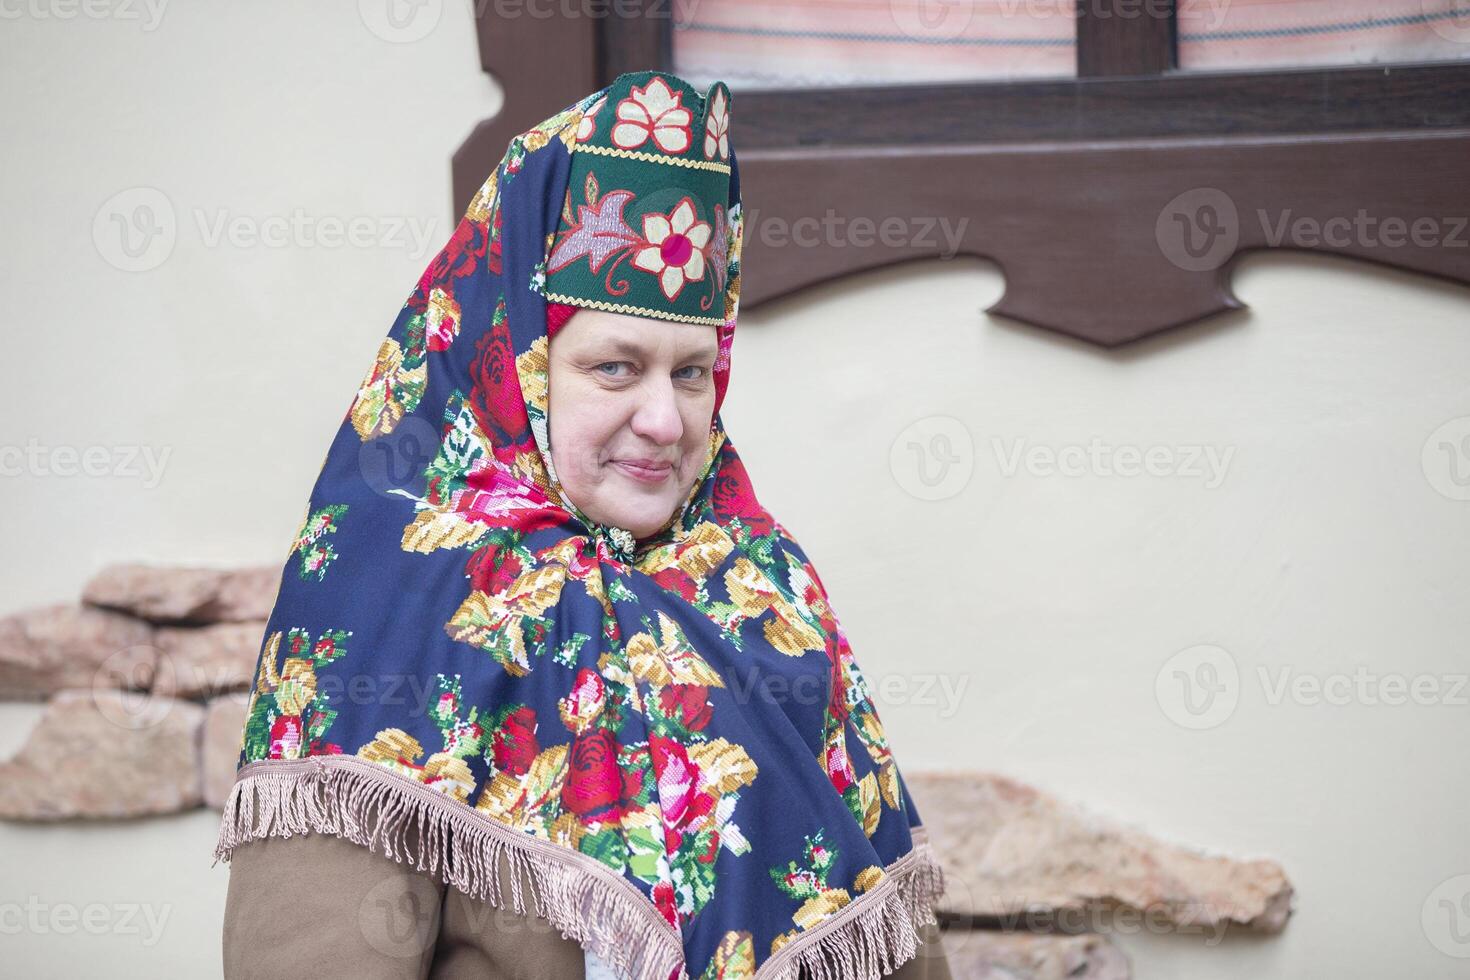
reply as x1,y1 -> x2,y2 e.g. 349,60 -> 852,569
3,3 -> 1469,978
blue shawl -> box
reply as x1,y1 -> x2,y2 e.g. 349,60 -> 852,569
214,71 -> 944,980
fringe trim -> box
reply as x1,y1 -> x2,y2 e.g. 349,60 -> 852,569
759,829 -> 948,980
213,756 -> 686,980
213,756 -> 947,980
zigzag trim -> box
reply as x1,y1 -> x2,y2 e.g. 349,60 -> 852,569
574,142 -> 732,174
543,290 -> 727,326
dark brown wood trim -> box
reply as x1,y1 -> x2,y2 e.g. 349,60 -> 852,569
731,62 -> 1470,148
600,0 -> 673,86
451,10 -> 600,212
735,130 -> 1470,346
1076,0 -> 1176,77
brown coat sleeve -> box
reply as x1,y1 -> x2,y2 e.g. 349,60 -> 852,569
223,831 -> 945,980
222,833 -> 586,980
887,919 -> 955,980
223,832 -> 445,980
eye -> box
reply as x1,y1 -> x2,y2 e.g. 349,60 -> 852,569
674,365 -> 707,382
595,361 -> 632,378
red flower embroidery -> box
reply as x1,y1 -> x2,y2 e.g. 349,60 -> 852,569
652,879 -> 678,927
468,312 -> 527,443
825,740 -> 856,793
492,706 -> 540,776
659,684 -> 712,732
562,727 -> 627,818
649,565 -> 698,602
710,459 -> 773,539
269,715 -> 302,759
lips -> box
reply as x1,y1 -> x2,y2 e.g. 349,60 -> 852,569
611,458 -> 673,483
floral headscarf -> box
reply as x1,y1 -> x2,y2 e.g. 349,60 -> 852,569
215,70 -> 944,980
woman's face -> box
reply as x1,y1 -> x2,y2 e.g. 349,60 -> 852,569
547,308 -> 720,540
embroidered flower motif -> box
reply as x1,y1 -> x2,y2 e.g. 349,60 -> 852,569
562,726 -> 631,818
492,705 -> 540,776
576,95 -> 605,143
289,503 -> 347,582
546,184 -> 639,275
632,198 -> 711,301
612,76 -> 692,155
269,714 -> 303,759
559,667 -> 607,734
703,88 -> 729,161
425,286 -> 461,351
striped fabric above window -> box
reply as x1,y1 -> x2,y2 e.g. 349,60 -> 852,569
1177,0 -> 1470,71
670,0 -> 1470,91
671,0 -> 1078,90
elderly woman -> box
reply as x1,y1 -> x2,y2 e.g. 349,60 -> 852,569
218,71 -> 952,980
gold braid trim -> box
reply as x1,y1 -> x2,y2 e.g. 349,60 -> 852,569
574,142 -> 732,174
543,290 -> 727,326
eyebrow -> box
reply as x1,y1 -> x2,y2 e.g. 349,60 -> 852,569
589,336 -> 719,361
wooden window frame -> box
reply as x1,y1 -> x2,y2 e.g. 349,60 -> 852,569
454,2 -> 1470,346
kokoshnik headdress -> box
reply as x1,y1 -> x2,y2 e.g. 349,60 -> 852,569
214,70 -> 945,980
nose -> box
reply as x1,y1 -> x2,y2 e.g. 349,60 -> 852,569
628,375 -> 683,447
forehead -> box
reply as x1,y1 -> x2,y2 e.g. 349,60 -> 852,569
556,310 -> 718,356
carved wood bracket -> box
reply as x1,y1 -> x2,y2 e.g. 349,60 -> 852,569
737,130 -> 1470,346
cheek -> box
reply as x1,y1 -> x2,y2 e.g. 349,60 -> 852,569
679,396 -> 716,453
553,393 -> 624,458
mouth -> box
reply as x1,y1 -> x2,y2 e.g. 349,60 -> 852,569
610,458 -> 674,484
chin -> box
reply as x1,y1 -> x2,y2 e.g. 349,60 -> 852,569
605,500 -> 677,539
